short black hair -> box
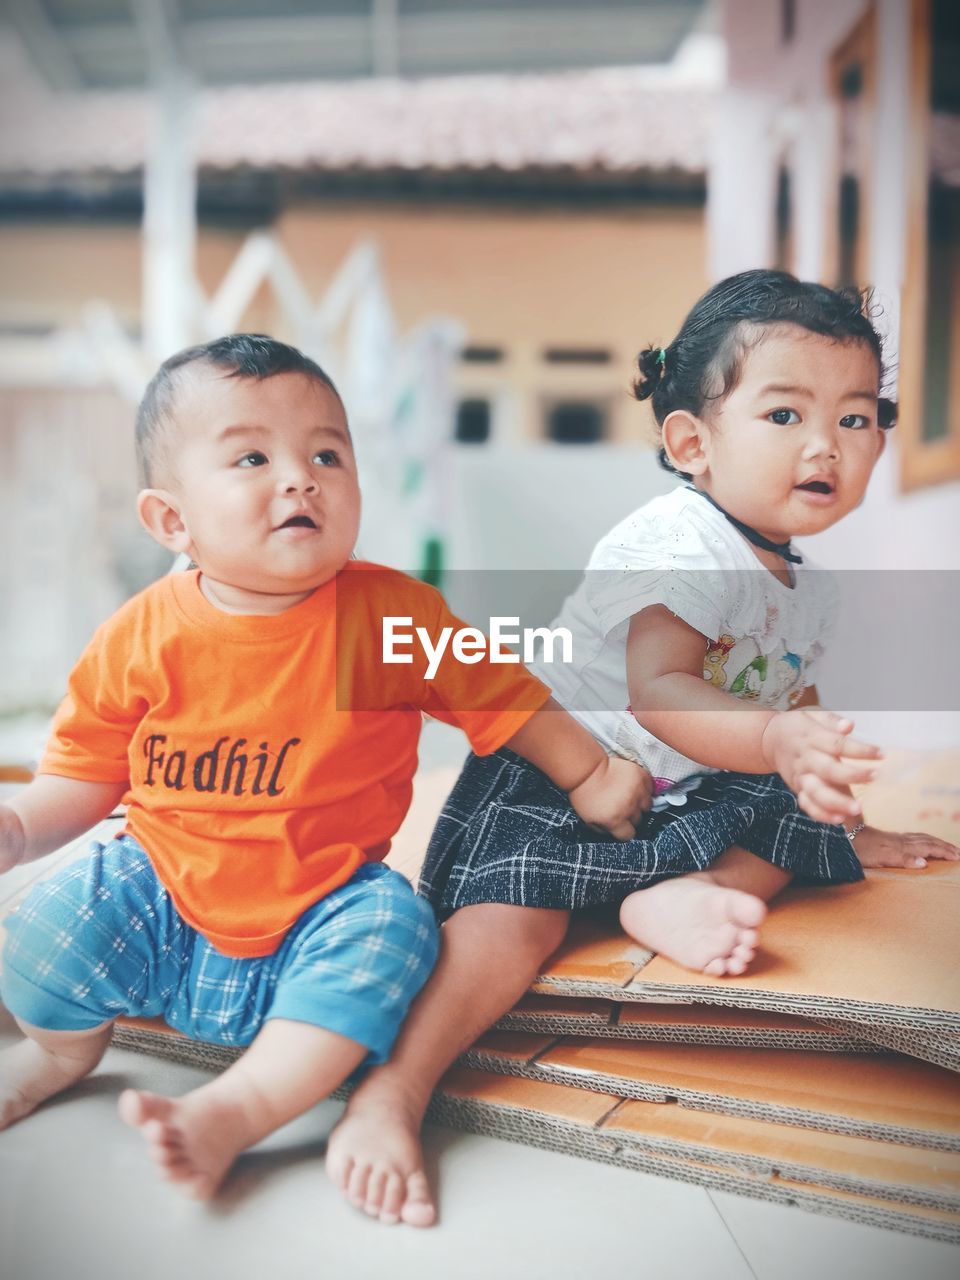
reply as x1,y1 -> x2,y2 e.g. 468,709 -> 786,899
633,269 -> 896,481
135,333 -> 341,487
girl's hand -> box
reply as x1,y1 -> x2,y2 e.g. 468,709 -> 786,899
568,756 -> 653,841
851,826 -> 960,869
0,805 -> 26,874
760,707 -> 882,824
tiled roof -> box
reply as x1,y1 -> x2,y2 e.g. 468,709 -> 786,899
0,38 -> 710,179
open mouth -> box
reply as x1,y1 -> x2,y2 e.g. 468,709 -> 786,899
278,514 -> 317,530
796,480 -> 834,495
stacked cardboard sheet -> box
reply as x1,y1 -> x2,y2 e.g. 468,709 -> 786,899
439,752 -> 960,1240
428,1068 -> 960,1244
85,752 -> 960,1238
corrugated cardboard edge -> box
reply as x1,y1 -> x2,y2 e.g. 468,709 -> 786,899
109,1021 -> 960,1235
460,1047 -> 960,1153
112,1023 -> 240,1071
533,975 -> 960,1036
426,1089 -> 960,1245
816,1019 -> 960,1074
495,1010 -> 880,1053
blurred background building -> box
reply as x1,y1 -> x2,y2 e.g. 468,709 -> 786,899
0,0 -> 957,719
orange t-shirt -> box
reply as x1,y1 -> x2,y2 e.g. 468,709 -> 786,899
40,563 -> 550,957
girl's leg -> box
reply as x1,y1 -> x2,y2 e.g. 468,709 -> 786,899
325,902 -> 569,1228
119,1019 -> 369,1200
0,1018 -> 114,1129
619,845 -> 791,976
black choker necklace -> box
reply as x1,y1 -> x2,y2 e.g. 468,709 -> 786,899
689,487 -> 803,565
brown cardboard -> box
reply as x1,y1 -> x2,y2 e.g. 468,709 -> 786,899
533,752 -> 960,1032
462,1033 -> 960,1150
497,994 -> 879,1051
431,1066 -> 960,1244
536,866 -> 960,1033
605,1098 -> 960,1206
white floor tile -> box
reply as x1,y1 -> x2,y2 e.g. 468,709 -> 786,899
710,1187 -> 960,1280
0,1029 -> 754,1280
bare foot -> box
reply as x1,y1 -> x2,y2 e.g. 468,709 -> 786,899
119,1088 -> 250,1200
326,1088 -> 436,1227
0,1029 -> 110,1130
619,875 -> 767,975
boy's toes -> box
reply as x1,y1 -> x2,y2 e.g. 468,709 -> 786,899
400,1171 -> 436,1228
702,956 -> 727,977
347,1162 -> 371,1210
325,1150 -> 352,1191
119,1088 -> 174,1130
363,1168 -> 388,1217
379,1172 -> 405,1224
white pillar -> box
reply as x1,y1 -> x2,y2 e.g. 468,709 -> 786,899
135,1 -> 197,360
707,87 -> 779,279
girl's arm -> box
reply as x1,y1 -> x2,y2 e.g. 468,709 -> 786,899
626,606 -> 881,824
0,775 -> 128,874
503,697 -> 653,839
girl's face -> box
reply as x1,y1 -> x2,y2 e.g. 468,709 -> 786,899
693,326 -> 885,542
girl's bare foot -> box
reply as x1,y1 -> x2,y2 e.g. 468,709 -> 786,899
118,1088 -> 250,1200
619,875 -> 767,975
0,1023 -> 112,1129
326,1087 -> 436,1227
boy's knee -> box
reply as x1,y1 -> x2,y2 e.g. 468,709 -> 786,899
14,1017 -> 114,1070
380,876 -> 440,966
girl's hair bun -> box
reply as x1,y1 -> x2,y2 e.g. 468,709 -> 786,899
633,345 -> 667,402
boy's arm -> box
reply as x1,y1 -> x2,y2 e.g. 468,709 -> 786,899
0,775 -> 128,874
503,697 -> 653,840
626,606 -> 881,824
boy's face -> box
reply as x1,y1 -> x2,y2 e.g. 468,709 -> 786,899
144,369 -> 361,604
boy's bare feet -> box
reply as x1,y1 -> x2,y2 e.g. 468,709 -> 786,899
619,874 -> 767,975
119,1088 -> 251,1200
0,1024 -> 112,1129
326,1087 -> 435,1227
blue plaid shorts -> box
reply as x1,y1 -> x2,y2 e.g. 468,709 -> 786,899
1,835 -> 438,1065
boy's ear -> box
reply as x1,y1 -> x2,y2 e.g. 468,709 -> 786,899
662,409 -> 709,476
137,489 -> 193,554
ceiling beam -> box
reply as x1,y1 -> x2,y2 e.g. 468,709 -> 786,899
5,0 -> 84,90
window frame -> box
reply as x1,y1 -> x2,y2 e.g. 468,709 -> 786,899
898,0 -> 960,490
825,5 -> 876,291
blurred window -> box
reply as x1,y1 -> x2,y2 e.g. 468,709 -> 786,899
545,400 -> 606,444
828,11 -> 873,290
774,164 -> 794,273
899,0 -> 960,488
781,0 -> 797,43
542,348 -> 612,365
455,398 -> 491,444
461,345 -> 505,364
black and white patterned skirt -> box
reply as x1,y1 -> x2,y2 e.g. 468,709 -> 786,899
418,749 -> 863,920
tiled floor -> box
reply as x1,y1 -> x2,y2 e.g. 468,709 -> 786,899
1,1005 -> 958,1280
2,719 -> 959,1279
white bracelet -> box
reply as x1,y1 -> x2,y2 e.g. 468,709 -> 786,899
845,821 -> 866,842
